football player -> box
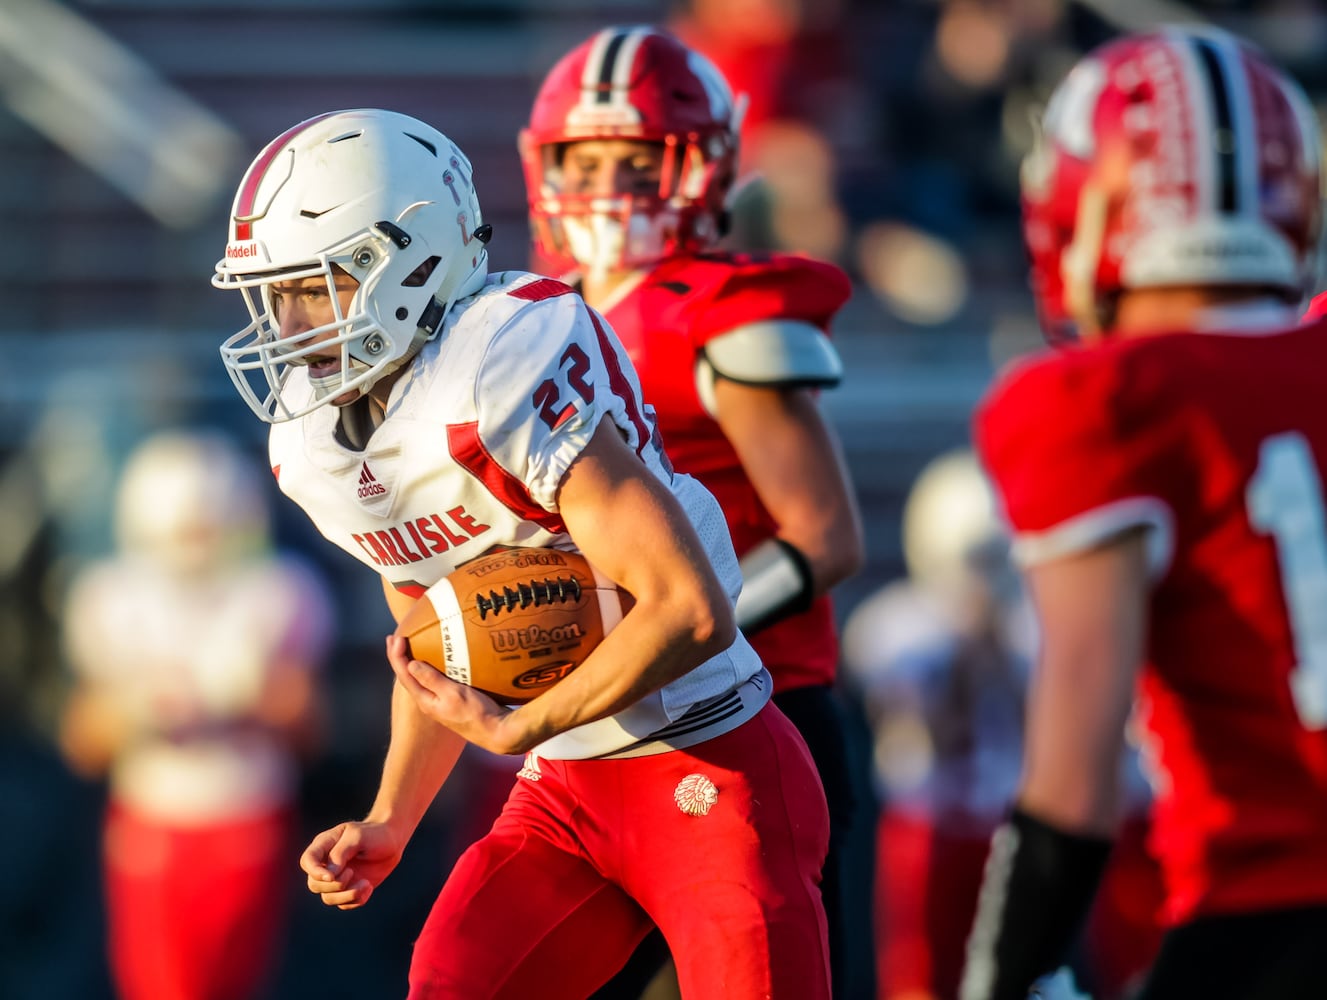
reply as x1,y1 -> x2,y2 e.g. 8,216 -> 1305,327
57,430 -> 334,1000
520,26 -> 865,997
958,26 -> 1327,1000
213,108 -> 832,999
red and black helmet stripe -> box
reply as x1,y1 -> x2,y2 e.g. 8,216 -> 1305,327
1191,34 -> 1239,214
579,26 -> 654,109
594,31 -> 629,102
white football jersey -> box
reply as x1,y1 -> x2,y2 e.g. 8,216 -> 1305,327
269,271 -> 767,759
63,553 -> 333,822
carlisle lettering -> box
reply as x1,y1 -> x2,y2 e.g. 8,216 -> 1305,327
351,506 -> 492,566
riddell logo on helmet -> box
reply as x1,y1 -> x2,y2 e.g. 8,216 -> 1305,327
1176,238 -> 1268,259
567,105 -> 641,128
226,242 -> 262,260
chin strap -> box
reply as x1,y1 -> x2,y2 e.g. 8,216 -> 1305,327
734,537 -> 815,634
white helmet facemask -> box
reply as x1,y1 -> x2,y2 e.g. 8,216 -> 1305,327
214,110 -> 491,422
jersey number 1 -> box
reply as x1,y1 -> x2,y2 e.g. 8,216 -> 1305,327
1247,431 -> 1327,729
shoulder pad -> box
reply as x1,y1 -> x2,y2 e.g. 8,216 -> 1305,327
702,319 -> 843,386
695,320 -> 843,417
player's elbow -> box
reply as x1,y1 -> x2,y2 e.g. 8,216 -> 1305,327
823,533 -> 866,589
677,586 -> 737,661
801,528 -> 866,594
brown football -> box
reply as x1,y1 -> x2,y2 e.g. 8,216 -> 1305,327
394,546 -> 631,704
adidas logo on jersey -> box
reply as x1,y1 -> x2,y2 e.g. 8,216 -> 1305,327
358,462 -> 387,499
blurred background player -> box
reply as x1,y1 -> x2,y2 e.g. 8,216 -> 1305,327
842,448 -> 1031,1000
958,25 -> 1327,1000
56,428 -> 335,1000
844,451 -> 1160,1000
521,24 -> 867,998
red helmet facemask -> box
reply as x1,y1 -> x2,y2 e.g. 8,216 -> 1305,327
520,26 -> 744,275
1021,27 -> 1322,343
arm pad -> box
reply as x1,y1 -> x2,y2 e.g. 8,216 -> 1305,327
959,808 -> 1113,1000
695,319 -> 843,417
734,537 -> 815,634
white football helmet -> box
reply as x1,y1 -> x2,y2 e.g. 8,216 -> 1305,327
114,429 -> 270,575
214,109 -> 491,421
903,449 -> 1007,595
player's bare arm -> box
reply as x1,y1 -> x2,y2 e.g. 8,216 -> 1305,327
712,378 -> 864,592
961,529 -> 1149,1000
302,677 -> 468,909
392,420 -> 736,755
1017,529 -> 1150,833
300,579 -> 469,910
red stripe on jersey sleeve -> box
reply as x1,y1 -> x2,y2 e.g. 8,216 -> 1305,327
587,309 -> 652,457
447,421 -> 567,533
507,278 -> 576,302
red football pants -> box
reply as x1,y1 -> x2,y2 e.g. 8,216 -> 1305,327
408,702 -> 831,1000
875,808 -> 993,1000
103,800 -> 295,1000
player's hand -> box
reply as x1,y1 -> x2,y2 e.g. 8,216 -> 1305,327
300,820 -> 406,910
385,635 -> 529,755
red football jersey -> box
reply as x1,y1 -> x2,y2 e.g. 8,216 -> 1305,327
604,251 -> 852,691
975,318 -> 1327,925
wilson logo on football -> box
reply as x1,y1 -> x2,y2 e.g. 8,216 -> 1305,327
357,462 -> 387,499
490,622 -> 586,653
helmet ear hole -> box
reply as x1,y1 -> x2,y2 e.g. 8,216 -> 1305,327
403,256 -> 441,288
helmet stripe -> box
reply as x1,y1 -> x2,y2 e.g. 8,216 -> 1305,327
1219,35 -> 1262,219
595,30 -> 628,101
579,26 -> 653,111
233,111 -> 340,240
610,28 -> 650,93
1190,36 -> 1239,213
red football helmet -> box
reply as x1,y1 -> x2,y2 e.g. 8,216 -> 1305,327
520,25 -> 744,274
1021,27 -> 1322,342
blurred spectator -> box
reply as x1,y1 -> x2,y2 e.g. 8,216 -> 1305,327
669,0 -> 853,172
56,429 -> 335,1000
668,0 -> 859,261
